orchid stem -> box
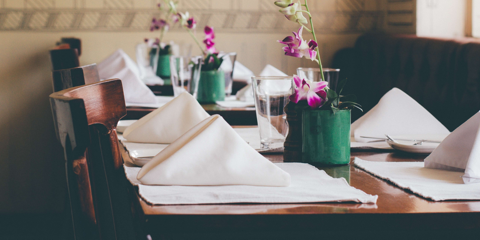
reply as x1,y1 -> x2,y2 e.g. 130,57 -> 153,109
300,24 -> 312,33
298,10 -> 312,18
304,0 -> 325,82
188,29 -> 206,56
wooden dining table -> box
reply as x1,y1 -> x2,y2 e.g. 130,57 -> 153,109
128,144 -> 480,238
126,83 -> 258,125
125,104 -> 257,125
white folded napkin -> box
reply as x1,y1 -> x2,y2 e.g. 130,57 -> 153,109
97,49 -> 157,104
351,88 -> 450,143
235,64 -> 287,102
219,53 -> 233,73
425,111 -> 480,184
259,64 -> 288,77
235,84 -> 254,102
123,92 -> 209,143
232,61 -> 254,83
136,115 -> 291,187
135,43 -> 164,85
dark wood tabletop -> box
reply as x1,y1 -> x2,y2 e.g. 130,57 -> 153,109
132,149 -> 480,238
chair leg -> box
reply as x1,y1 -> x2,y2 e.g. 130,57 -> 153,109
62,185 -> 75,240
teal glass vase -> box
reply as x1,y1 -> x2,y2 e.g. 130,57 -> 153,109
197,70 -> 225,103
150,53 -> 172,84
302,109 -> 351,165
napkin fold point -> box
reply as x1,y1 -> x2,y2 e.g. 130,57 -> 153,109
425,111 -> 480,184
351,87 -> 450,142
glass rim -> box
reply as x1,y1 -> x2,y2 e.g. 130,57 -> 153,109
297,67 -> 340,72
251,76 -> 293,81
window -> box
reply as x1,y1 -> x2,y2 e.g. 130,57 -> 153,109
417,0 -> 466,38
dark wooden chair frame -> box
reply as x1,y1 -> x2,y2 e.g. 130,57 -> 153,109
50,48 -> 80,71
50,79 -> 145,240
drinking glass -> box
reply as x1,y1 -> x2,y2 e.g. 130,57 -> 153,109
219,52 -> 237,97
297,68 -> 340,92
170,56 -> 203,97
252,76 -> 294,150
188,56 -> 204,98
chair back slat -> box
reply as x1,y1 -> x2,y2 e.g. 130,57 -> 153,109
50,48 -> 80,71
52,64 -> 100,92
61,37 -> 82,56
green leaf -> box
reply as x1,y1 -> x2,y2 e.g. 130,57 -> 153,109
201,53 -> 225,71
351,105 -> 363,112
338,101 -> 363,112
331,104 -> 339,114
340,94 -> 357,102
340,101 -> 362,107
325,88 -> 338,107
326,88 -> 338,100
338,77 -> 348,95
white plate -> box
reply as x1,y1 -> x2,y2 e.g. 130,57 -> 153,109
117,120 -> 137,133
386,139 -> 439,154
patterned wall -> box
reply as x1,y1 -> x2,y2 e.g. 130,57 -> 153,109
0,0 -> 416,33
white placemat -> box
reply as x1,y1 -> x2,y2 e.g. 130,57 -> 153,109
125,163 -> 377,205
350,139 -> 392,150
354,158 -> 480,201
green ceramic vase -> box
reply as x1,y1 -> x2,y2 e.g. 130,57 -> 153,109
302,109 -> 351,165
150,54 -> 171,84
197,70 -> 225,103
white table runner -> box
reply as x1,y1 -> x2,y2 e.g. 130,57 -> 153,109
126,163 -> 378,205
354,158 -> 480,201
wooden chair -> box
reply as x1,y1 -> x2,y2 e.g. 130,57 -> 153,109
60,37 -> 82,56
52,64 -> 100,92
50,79 -> 144,240
50,48 -> 80,71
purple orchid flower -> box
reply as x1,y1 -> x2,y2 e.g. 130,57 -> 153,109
204,39 -> 217,53
186,17 -> 196,29
203,26 -> 217,53
172,14 -> 179,23
204,26 -> 215,39
290,75 -> 328,109
178,12 -> 196,30
144,38 -> 160,47
150,18 -> 168,32
278,26 -> 318,61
